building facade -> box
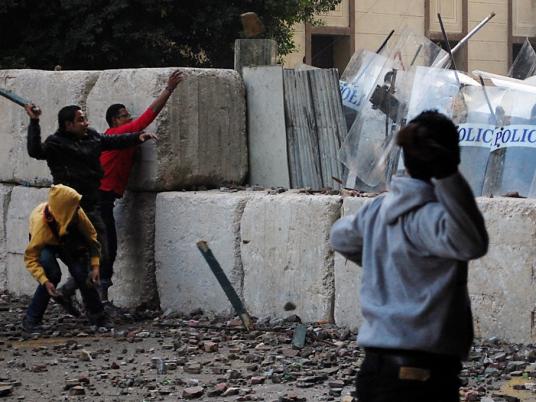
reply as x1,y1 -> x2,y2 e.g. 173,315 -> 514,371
284,0 -> 536,75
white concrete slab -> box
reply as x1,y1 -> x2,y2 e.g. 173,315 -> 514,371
155,191 -> 251,315
86,68 -> 248,192
242,66 -> 290,188
241,192 -> 341,322
108,191 -> 157,308
469,197 -> 536,343
333,197 -> 372,329
5,186 -> 49,295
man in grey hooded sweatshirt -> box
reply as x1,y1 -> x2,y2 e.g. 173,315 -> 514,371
330,110 -> 488,402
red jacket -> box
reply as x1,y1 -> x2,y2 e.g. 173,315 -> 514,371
99,108 -> 157,196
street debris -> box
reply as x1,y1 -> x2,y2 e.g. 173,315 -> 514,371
0,290 -> 535,400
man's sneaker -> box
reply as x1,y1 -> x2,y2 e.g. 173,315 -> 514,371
88,311 -> 114,330
22,316 -> 43,334
52,291 -> 81,317
103,301 -> 126,320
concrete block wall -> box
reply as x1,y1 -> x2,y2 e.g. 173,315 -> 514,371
109,191 -> 157,308
87,68 -> 248,191
154,190 -> 536,344
0,67 -> 248,309
0,68 -> 247,190
469,197 -> 536,344
155,191 -> 251,316
240,193 -> 340,322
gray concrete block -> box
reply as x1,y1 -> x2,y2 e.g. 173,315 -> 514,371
242,66 -> 290,188
0,69 -> 100,186
333,197 -> 372,329
5,186 -> 49,295
0,184 -> 14,288
6,253 -> 37,296
109,191 -> 157,308
469,197 -> 536,343
241,193 -> 341,322
86,68 -> 248,192
155,191 -> 251,315
234,39 -> 277,74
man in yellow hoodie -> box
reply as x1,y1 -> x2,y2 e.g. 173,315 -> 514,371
23,184 -> 109,332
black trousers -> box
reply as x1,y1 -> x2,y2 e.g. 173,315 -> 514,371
61,204 -> 109,296
98,190 -> 118,289
356,348 -> 462,402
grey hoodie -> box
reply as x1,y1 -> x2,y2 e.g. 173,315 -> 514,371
330,173 -> 488,359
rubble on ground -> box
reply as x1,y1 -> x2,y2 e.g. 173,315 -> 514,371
0,290 -> 534,401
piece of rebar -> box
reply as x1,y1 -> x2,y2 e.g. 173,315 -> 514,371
376,30 -> 395,54
410,44 -> 423,67
478,75 -> 497,126
0,87 -> 31,107
0,87 -> 39,113
196,240 -> 254,332
435,12 -> 495,66
438,13 -> 461,88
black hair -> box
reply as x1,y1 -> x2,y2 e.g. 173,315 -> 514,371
396,110 -> 459,180
105,103 -> 126,127
58,105 -> 81,132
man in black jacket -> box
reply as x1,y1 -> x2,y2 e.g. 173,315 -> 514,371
24,104 -> 156,315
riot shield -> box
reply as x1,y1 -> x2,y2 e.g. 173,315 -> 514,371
339,50 -> 388,130
529,173 -> 536,198
339,29 -> 449,191
456,86 -> 506,195
508,38 -> 536,80
482,87 -> 536,197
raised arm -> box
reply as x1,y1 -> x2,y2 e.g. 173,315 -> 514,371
412,173 -> 489,260
149,70 -> 184,115
25,104 -> 47,159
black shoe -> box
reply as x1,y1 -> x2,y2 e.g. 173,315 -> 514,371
22,316 -> 43,333
103,301 -> 125,317
88,311 -> 114,330
52,291 -> 81,317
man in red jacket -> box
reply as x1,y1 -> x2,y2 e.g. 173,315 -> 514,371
99,70 -> 184,308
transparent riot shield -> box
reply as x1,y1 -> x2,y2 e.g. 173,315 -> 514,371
340,50 -> 388,130
482,87 -> 536,197
508,38 -> 536,80
406,67 -> 463,121
530,173 -> 536,198
456,86 -> 506,195
339,29 -> 449,191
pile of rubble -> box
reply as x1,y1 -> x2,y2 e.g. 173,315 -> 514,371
0,291 -> 535,401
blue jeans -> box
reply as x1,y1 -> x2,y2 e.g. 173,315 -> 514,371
25,246 -> 103,323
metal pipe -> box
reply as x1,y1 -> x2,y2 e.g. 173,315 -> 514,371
438,13 -> 461,85
376,30 -> 395,54
435,12 -> 496,67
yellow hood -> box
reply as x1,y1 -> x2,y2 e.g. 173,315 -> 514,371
47,184 -> 82,237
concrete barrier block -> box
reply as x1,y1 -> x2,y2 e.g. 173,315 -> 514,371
0,69 -> 100,186
333,197 -> 372,329
469,197 -> 536,343
5,186 -> 49,296
86,68 -> 247,192
109,191 -> 157,308
0,184 -> 14,288
155,191 -> 251,315
242,66 -> 290,188
241,193 -> 341,322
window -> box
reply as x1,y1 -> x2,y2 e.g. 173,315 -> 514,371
311,34 -> 352,73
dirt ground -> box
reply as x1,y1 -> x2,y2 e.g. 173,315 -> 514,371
0,291 -> 535,402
